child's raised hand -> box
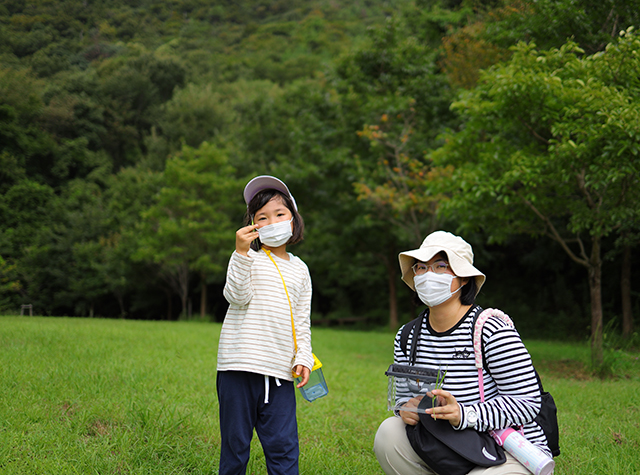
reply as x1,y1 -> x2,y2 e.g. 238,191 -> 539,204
236,224 -> 259,256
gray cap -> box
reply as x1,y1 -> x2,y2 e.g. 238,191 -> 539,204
243,175 -> 297,211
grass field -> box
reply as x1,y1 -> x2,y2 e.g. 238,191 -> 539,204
1,316 -> 639,474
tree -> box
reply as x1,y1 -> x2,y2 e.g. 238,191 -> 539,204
354,107 -> 449,329
483,0 -> 640,55
0,257 -> 22,313
355,106 -> 443,245
0,0 -> 438,321
134,142 -> 243,318
333,14 -> 457,328
98,167 -> 165,317
612,219 -> 640,339
158,83 -> 233,151
435,0 -> 640,90
431,31 -> 640,368
440,20 -> 508,90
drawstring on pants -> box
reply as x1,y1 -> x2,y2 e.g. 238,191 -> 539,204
263,376 -> 282,404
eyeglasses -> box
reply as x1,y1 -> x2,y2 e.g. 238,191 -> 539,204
412,261 -> 450,275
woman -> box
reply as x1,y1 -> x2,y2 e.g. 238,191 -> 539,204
374,231 -> 552,475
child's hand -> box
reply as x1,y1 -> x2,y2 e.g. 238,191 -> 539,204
235,224 -> 259,256
293,365 -> 310,388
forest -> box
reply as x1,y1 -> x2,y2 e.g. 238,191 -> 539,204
1,0 -> 639,365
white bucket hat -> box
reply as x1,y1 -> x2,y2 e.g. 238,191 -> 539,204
398,231 -> 486,294
243,175 -> 297,211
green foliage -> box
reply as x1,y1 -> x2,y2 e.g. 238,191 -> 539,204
0,179 -> 56,255
1,0 -> 638,330
159,83 -> 231,149
433,32 -> 640,244
431,30 -> 640,364
336,14 -> 456,241
0,256 -> 21,312
134,143 -> 243,317
484,0 -> 640,54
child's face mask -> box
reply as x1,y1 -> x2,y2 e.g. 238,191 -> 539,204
258,219 -> 293,247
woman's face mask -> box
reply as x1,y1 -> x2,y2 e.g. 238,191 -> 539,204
413,272 -> 461,307
258,219 -> 293,247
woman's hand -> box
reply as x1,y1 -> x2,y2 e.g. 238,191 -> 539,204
425,389 -> 461,427
399,396 -> 423,426
236,224 -> 259,256
293,365 -> 310,388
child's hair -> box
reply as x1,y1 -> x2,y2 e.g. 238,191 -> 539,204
245,189 -> 305,251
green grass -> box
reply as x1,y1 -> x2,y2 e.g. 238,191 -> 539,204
0,317 -> 639,474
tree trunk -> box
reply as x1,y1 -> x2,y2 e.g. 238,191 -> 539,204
201,272 -> 207,319
588,238 -> 604,368
165,288 -> 172,320
160,262 -> 190,319
386,252 -> 399,331
180,292 -> 188,319
621,244 -> 633,339
178,263 -> 189,318
389,267 -> 398,331
114,290 -> 126,318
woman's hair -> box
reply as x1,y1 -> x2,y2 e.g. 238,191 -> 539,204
459,278 -> 478,305
245,189 -> 304,251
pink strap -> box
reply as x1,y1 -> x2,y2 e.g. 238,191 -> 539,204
476,309 -> 526,444
474,308 -> 514,402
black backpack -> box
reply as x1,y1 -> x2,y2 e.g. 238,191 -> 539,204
399,308 -> 560,457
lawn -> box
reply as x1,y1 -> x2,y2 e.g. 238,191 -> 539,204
0,316 -> 638,474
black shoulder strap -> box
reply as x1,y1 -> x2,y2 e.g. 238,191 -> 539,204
400,309 -> 428,365
471,307 -> 489,372
399,317 -> 418,360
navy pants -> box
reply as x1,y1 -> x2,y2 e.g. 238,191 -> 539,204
217,371 -> 299,475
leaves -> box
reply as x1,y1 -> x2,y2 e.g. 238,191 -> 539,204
430,30 -> 640,364
133,143 -> 243,316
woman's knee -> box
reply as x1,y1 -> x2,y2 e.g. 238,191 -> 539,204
374,417 -> 404,454
374,417 -> 433,475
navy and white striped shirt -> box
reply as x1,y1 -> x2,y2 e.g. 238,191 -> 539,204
393,305 -> 551,456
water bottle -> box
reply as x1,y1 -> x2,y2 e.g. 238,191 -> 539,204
491,428 -> 555,475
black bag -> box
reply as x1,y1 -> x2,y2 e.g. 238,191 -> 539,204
405,397 -> 506,475
400,308 -> 561,458
535,374 -> 561,457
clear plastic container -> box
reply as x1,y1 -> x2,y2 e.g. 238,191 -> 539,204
295,354 -> 328,402
385,364 -> 440,413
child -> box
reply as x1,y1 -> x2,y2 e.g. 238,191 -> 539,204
216,175 -> 314,475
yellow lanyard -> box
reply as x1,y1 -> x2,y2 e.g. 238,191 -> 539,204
263,248 -> 297,354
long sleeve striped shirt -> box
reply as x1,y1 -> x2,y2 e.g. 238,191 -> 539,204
394,305 -> 551,456
217,249 -> 313,381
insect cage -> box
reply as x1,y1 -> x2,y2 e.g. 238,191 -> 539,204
385,364 -> 440,413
